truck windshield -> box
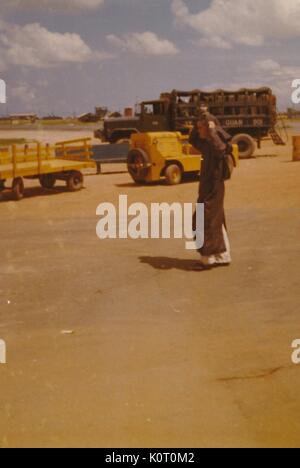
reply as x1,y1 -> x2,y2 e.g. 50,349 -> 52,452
143,103 -> 165,115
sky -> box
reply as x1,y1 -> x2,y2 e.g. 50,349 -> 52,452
0,0 -> 300,115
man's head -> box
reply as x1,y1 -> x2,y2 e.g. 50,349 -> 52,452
199,102 -> 208,114
197,116 -> 210,139
196,107 -> 218,138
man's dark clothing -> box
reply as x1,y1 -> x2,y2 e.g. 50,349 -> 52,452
189,124 -> 232,257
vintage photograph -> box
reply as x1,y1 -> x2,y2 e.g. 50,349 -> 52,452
0,0 -> 300,450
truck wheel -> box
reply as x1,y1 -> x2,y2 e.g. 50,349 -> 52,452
66,171 -> 84,192
165,164 -> 183,185
231,134 -> 256,159
39,174 -> 56,189
127,149 -> 150,183
12,177 -> 25,201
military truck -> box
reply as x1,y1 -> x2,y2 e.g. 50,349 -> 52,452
95,88 -> 286,158
94,100 -> 173,144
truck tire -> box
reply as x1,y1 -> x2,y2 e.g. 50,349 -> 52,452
127,149 -> 150,183
165,164 -> 183,185
12,177 -> 25,201
231,134 -> 256,159
39,174 -> 56,189
0,180 -> 5,192
66,171 -> 84,192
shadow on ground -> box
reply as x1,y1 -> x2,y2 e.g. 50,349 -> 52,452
116,177 -> 199,189
139,256 -> 205,272
0,186 -> 86,202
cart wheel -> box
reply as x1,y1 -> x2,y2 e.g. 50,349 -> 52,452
12,177 -> 25,201
0,180 -> 6,192
66,171 -> 84,192
39,174 -> 56,189
165,164 -> 183,185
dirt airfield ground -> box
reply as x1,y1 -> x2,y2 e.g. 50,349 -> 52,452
0,126 -> 300,448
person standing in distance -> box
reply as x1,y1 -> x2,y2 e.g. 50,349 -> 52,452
189,108 -> 235,269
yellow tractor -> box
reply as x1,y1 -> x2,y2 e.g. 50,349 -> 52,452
127,132 -> 238,185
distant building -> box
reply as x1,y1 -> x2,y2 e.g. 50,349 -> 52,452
78,107 -> 108,123
9,114 -> 37,123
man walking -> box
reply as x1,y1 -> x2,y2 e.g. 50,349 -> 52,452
189,111 -> 234,269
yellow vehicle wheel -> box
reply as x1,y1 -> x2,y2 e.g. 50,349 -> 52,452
165,164 -> 183,185
127,149 -> 150,183
12,177 -> 25,201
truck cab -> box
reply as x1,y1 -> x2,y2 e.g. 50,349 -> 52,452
139,100 -> 170,133
97,100 -> 171,144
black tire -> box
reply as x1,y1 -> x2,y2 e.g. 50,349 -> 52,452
231,134 -> 256,159
0,180 -> 6,192
165,164 -> 183,185
127,149 -> 150,183
12,177 -> 24,201
39,174 -> 56,189
66,171 -> 84,192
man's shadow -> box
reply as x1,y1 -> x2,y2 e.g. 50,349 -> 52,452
139,256 -> 206,272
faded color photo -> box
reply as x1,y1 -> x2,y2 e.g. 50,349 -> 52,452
0,0 -> 300,449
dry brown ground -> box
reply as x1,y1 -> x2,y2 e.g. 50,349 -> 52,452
0,130 -> 300,448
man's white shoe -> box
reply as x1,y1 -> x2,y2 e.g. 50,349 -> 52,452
196,225 -> 232,269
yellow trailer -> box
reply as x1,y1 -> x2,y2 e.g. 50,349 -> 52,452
0,138 -> 95,200
127,132 -> 239,185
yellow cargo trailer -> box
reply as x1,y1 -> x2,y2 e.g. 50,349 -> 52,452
0,138 -> 95,200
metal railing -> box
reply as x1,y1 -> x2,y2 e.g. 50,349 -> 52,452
55,138 -> 92,162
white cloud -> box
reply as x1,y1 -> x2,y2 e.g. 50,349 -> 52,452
0,0 -> 104,11
107,31 -> 179,56
254,59 -> 300,81
255,60 -> 282,73
10,83 -> 36,106
172,0 -> 300,49
0,22 -> 110,69
254,59 -> 300,95
190,59 -> 299,107
227,59 -> 300,106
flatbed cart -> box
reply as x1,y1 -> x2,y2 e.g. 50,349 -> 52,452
0,138 -> 95,200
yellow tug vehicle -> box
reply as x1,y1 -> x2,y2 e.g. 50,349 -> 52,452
127,132 -> 239,185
